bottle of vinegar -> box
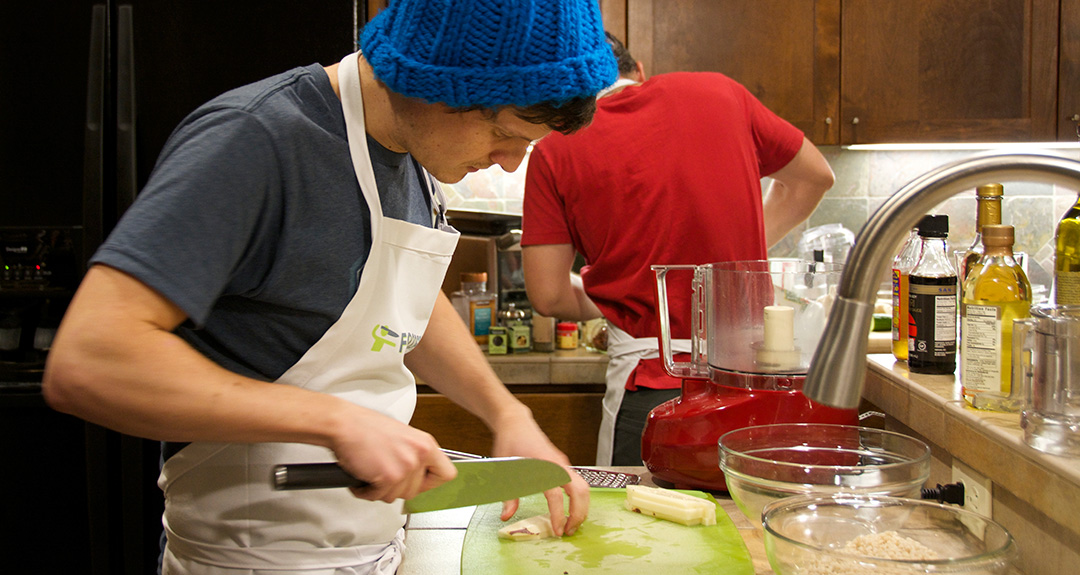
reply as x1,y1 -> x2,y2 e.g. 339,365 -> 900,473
891,220 -> 925,361
1053,194 -> 1080,305
960,225 -> 1031,407
908,215 -> 957,375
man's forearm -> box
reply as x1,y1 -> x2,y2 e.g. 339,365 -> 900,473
405,292 -> 532,430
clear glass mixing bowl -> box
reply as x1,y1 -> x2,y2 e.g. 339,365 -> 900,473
718,423 -> 931,524
763,494 -> 1017,574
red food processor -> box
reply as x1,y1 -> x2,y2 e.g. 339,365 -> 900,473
643,260 -> 859,491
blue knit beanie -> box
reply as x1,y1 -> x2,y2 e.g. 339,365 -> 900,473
360,0 -> 618,108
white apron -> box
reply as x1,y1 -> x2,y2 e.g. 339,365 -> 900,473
160,52 -> 459,575
595,323 -> 691,466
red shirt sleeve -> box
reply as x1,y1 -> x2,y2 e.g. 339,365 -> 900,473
521,145 -> 574,247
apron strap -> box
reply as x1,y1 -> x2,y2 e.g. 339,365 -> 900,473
596,323 -> 692,465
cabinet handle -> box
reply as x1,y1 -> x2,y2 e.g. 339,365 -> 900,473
1070,114 -> 1080,122
851,117 -> 860,125
825,117 -> 833,125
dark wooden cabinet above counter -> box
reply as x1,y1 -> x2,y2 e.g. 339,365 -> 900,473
606,0 -> 1077,145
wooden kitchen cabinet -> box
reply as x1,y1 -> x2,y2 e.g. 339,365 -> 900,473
412,385 -> 604,465
620,0 -> 1062,145
625,0 -> 840,144
1059,0 -> 1080,140
841,0 -> 1058,144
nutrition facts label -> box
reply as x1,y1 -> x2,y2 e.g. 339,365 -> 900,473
961,304 -> 1002,392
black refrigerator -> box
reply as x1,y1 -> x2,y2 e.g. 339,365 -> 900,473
0,2 -> 360,573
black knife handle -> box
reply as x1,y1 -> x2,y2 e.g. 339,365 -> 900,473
273,463 -> 368,490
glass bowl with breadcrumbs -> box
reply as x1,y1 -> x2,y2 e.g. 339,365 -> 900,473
762,495 -> 1017,575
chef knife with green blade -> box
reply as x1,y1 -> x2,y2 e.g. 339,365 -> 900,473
272,457 -> 571,513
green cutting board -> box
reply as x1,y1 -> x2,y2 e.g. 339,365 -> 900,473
461,488 -> 755,574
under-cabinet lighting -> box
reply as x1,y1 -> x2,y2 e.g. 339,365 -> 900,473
843,142 -> 1080,151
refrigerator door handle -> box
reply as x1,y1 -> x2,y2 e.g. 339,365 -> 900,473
116,5 -> 137,219
82,5 -> 107,271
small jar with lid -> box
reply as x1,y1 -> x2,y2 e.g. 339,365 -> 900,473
556,321 -> 579,350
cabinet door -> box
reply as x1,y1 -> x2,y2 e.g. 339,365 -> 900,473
841,0 -> 1058,144
413,392 -> 604,465
627,0 -> 841,144
1060,0 -> 1080,141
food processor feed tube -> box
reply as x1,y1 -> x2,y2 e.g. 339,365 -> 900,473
645,261 -> 857,491
753,305 -> 800,370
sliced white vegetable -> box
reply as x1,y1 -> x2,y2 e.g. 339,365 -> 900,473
497,514 -> 556,541
624,484 -> 717,526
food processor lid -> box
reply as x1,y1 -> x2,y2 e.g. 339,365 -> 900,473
1031,303 -> 1080,337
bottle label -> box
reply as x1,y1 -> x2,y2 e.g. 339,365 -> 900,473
960,303 -> 1002,395
891,268 -> 902,342
1056,270 -> 1080,305
469,300 -> 495,343
908,277 -> 957,371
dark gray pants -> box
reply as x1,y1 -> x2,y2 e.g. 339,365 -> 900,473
611,387 -> 682,466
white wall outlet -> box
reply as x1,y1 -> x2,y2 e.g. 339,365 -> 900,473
952,459 -> 993,518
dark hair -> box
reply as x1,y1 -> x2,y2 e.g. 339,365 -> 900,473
605,32 -> 638,76
454,96 -> 599,135
513,96 -> 598,134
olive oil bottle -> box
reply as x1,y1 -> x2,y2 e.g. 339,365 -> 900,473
960,225 -> 1031,407
908,215 -> 957,375
958,183 -> 1003,288
1054,194 -> 1080,305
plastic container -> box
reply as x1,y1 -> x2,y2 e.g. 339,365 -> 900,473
531,313 -> 556,352
797,223 -> 855,265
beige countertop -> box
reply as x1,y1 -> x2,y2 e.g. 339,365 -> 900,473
478,331 -> 892,385
864,354 -> 1080,574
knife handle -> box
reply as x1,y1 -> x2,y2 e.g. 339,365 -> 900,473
273,463 -> 367,490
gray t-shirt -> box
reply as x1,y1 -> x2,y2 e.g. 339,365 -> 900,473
92,63 -> 432,382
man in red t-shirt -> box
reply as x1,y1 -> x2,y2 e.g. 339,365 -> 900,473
522,34 -> 835,466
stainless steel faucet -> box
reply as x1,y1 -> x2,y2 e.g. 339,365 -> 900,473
804,152 -> 1080,408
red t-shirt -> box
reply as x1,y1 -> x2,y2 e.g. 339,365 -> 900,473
523,72 -> 803,389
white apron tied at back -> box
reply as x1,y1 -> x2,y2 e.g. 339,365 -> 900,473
159,52 -> 459,575
595,322 -> 691,466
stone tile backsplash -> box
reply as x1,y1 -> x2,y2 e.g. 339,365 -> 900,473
445,146 -> 1080,292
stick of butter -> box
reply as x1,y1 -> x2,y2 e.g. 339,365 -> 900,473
624,485 -> 717,526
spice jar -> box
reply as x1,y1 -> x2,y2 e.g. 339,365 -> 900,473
556,321 -> 579,350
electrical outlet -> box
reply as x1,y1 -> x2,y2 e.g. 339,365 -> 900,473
952,459 -> 992,518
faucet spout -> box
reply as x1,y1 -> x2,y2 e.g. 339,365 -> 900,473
804,152 -> 1080,408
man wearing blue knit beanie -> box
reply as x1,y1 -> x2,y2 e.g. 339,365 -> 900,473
43,1 -> 617,573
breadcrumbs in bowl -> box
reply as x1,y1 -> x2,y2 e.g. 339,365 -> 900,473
762,495 -> 1017,575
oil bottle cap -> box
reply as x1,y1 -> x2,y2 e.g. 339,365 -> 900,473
461,272 -> 487,283
915,214 -> 934,232
917,214 -> 949,238
981,224 -> 1014,247
976,183 -> 1004,198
